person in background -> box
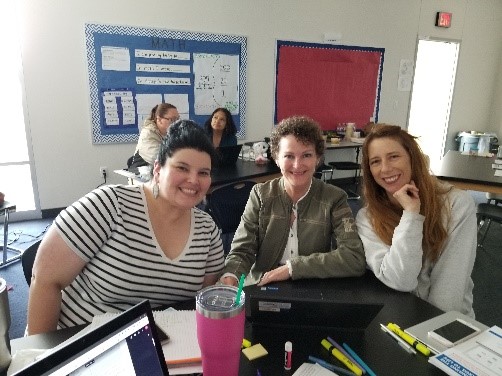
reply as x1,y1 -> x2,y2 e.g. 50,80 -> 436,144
356,124 -> 476,317
220,116 -> 365,287
204,107 -> 237,147
27,120 -> 224,334
130,103 -> 180,168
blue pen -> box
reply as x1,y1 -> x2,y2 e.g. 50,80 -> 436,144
342,343 -> 377,376
327,336 -> 365,373
308,355 -> 356,376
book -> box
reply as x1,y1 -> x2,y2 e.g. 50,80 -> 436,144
493,159 -> 502,164
495,169 -> 502,177
428,325 -> 502,376
491,163 -> 502,169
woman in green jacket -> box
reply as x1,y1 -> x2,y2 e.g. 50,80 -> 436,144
220,116 -> 365,286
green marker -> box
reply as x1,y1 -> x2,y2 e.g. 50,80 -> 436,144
235,274 -> 245,305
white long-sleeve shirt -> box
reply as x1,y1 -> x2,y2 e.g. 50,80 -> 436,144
356,188 -> 476,317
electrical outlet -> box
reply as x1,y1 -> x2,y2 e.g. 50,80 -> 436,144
100,166 -> 107,178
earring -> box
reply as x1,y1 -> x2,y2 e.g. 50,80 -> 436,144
153,182 -> 159,199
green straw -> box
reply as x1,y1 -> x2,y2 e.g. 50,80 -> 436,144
235,274 -> 245,305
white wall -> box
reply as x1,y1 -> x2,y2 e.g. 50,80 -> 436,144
18,0 -> 502,210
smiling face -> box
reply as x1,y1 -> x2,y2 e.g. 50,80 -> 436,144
276,135 -> 318,197
368,137 -> 412,198
154,148 -> 212,209
210,110 -> 227,133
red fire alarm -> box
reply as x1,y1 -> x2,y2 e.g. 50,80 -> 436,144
436,12 -> 452,28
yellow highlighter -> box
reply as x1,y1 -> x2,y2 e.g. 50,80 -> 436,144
321,338 -> 363,376
387,323 -> 431,356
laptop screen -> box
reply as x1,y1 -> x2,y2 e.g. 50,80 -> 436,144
14,301 -> 169,376
215,145 -> 243,166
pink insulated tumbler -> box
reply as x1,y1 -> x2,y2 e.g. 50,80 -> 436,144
196,285 -> 245,376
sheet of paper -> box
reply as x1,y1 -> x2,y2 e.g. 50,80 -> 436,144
293,363 -> 337,376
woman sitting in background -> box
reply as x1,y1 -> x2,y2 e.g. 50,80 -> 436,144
204,107 -> 237,147
356,124 -> 477,317
220,116 -> 365,287
130,103 -> 179,168
27,120 -> 224,334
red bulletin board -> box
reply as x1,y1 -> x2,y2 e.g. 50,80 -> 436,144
274,40 -> 385,131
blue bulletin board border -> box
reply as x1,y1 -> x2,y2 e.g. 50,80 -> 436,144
85,23 -> 247,144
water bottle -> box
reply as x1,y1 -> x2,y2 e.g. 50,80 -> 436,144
497,145 -> 502,159
0,278 -> 11,373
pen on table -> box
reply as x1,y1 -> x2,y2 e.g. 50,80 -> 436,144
379,324 -> 416,355
321,338 -> 363,376
327,336 -> 364,373
165,356 -> 202,365
387,323 -> 431,356
342,343 -> 377,376
308,355 -> 357,376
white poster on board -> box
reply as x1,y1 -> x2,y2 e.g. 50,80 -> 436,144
193,53 -> 239,115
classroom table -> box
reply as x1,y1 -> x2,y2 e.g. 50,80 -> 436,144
10,272 -> 447,376
435,150 -> 502,194
114,159 -> 281,188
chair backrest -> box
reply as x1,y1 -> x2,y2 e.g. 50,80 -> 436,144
21,239 -> 42,286
206,181 -> 256,234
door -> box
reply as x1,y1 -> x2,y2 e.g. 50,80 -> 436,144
407,38 -> 460,172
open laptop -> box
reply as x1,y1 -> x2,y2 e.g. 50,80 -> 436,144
215,144 -> 243,167
13,300 -> 169,376
245,280 -> 383,330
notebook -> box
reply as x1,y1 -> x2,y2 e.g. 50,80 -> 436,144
245,281 -> 383,329
216,144 -> 243,167
13,300 -> 169,376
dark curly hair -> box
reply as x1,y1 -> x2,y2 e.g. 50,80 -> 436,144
270,116 -> 325,160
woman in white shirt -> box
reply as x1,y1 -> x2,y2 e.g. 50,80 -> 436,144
356,124 -> 477,317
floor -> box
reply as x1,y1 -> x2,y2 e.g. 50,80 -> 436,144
1,190 -> 501,340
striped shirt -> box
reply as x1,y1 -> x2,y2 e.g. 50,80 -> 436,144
55,184 -> 224,328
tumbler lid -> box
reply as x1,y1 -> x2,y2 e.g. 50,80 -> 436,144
196,285 -> 245,319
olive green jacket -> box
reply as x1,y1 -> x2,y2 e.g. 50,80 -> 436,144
222,177 -> 365,285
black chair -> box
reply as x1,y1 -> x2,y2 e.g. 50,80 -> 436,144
21,239 -> 42,286
206,181 -> 256,254
328,161 -> 361,199
314,157 -> 334,182
477,202 -> 502,248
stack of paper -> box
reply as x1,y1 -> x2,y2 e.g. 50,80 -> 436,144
428,325 -> 502,376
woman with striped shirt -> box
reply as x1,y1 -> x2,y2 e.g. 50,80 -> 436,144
27,120 -> 224,334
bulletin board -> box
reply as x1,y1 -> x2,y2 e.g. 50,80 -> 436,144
275,40 -> 385,131
84,23 -> 247,144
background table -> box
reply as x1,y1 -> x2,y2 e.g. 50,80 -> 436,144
115,159 -> 281,189
435,150 -> 502,194
0,202 -> 23,268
